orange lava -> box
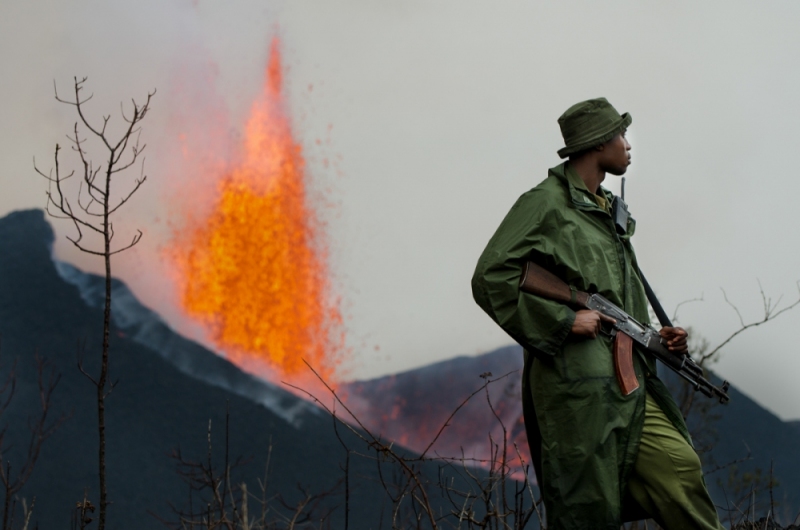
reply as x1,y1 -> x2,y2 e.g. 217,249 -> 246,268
172,37 -> 344,384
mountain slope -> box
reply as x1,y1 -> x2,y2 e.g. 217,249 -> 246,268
346,345 -> 800,517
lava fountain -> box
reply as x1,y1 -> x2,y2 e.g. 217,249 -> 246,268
171,38 -> 345,388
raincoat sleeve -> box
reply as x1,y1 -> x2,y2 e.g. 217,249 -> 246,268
471,188 -> 575,356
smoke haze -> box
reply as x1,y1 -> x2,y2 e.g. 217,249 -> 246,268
3,0 -> 800,419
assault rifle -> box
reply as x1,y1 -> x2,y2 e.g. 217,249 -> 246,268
519,261 -> 730,404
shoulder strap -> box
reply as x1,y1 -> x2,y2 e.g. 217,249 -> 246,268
638,270 -> 673,328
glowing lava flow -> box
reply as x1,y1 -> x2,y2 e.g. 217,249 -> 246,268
172,38 -> 344,385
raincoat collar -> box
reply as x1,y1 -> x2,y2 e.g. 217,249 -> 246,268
549,162 -> 637,239
549,162 -> 613,213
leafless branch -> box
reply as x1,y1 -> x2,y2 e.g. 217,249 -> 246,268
671,294 -> 704,323
0,350 -> 66,530
705,283 -> 800,363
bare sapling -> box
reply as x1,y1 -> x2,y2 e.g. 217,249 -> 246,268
33,76 -> 155,530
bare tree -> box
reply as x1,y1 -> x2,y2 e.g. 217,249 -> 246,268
0,342 -> 65,530
33,76 -> 155,530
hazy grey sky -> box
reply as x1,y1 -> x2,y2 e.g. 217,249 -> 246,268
3,0 -> 800,419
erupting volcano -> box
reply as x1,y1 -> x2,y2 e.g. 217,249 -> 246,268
171,38 -> 344,385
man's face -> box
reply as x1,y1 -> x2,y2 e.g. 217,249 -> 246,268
598,131 -> 631,176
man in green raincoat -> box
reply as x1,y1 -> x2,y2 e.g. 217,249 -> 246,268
471,98 -> 723,529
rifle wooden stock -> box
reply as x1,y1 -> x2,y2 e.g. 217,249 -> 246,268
519,262 -> 590,308
519,261 -> 639,395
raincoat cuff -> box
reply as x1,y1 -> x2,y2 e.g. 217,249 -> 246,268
538,308 -> 576,356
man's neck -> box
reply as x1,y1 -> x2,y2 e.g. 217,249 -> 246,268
569,157 -> 606,195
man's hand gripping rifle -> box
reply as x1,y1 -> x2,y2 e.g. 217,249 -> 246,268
519,261 -> 730,404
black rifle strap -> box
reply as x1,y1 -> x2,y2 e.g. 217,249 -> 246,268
638,270 -> 674,328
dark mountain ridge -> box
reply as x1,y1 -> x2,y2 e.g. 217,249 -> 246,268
0,209 -> 418,528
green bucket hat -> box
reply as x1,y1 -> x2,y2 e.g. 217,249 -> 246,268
557,97 -> 632,159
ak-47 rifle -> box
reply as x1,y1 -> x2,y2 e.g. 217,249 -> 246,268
519,261 -> 730,404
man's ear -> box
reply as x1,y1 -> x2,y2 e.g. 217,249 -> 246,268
594,143 -> 605,152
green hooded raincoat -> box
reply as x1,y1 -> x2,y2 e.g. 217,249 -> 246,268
471,163 -> 691,529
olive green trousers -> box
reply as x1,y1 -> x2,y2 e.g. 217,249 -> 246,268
626,392 -> 724,530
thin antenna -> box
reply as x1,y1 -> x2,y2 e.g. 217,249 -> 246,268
621,177 -> 626,201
